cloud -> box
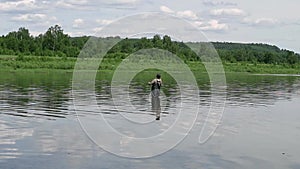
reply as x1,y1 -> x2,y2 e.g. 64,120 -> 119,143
10,13 -> 58,30
55,0 -> 90,9
177,10 -> 198,20
159,6 -> 198,20
96,19 -> 114,25
203,0 -> 237,6
243,18 -> 279,27
101,0 -> 139,9
210,8 -> 246,16
92,19 -> 115,34
254,18 -> 279,26
11,13 -> 57,22
197,20 -> 229,31
160,5 -> 174,14
106,0 -> 138,5
0,0 -> 44,12
92,27 -> 104,33
158,6 -> 228,32
116,0 -> 138,4
73,18 -> 84,28
193,21 -> 204,27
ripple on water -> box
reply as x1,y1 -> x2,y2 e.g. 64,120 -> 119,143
0,72 -> 300,168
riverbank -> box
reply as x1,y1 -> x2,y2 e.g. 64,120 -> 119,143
0,55 -> 299,74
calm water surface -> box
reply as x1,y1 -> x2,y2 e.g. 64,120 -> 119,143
0,71 -> 300,169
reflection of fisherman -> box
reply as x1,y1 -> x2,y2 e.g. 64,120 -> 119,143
148,74 -> 162,120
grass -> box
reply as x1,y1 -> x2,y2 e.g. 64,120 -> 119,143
0,55 -> 76,70
0,55 -> 299,74
223,62 -> 300,74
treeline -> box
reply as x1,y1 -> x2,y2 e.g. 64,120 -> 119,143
0,25 -> 88,57
0,25 -> 299,65
104,37 -> 300,65
214,42 -> 300,65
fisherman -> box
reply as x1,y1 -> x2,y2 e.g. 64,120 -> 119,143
148,74 -> 162,120
148,74 -> 162,93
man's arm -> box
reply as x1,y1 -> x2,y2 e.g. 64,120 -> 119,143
148,79 -> 156,85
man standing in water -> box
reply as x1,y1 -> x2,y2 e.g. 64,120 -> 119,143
148,74 -> 162,120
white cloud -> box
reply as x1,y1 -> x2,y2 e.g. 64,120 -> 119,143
0,0 -> 41,11
117,0 -> 138,3
159,6 -> 198,20
177,10 -> 198,20
158,6 -> 228,32
55,0 -> 89,9
211,8 -> 246,16
11,13 -> 58,30
254,18 -> 278,26
92,19 -> 115,34
107,0 -> 138,5
102,0 -> 139,8
160,5 -> 174,14
93,27 -> 103,33
198,20 -> 229,31
193,21 -> 204,27
243,18 -> 279,27
203,0 -> 237,6
73,18 -> 84,28
96,19 -> 113,25
12,13 -> 56,22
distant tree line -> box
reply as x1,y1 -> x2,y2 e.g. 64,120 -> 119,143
106,36 -> 300,65
0,25 -> 88,57
0,25 -> 299,65
213,42 -> 300,65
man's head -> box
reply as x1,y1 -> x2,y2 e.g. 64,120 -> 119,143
156,74 -> 161,79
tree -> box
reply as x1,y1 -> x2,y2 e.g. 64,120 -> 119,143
16,27 -> 32,53
162,35 -> 172,49
120,38 -> 134,53
43,25 -> 70,52
152,35 -> 163,48
135,37 -> 153,49
5,31 -> 19,52
263,52 -> 278,64
287,51 -> 298,65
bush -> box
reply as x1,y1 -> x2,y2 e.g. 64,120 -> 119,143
16,54 -> 25,61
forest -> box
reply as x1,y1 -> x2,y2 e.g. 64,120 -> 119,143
0,25 -> 299,66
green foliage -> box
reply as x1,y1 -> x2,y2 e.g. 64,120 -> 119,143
0,55 -> 76,70
105,37 -> 300,66
213,42 -> 300,65
0,25 -> 299,73
0,25 -> 88,58
224,62 -> 300,74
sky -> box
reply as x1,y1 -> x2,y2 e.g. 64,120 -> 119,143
1,0 -> 300,53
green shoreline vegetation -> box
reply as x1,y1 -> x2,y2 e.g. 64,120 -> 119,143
0,25 -> 299,74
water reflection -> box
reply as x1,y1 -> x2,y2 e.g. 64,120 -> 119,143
151,89 -> 161,120
225,74 -> 300,106
0,118 -> 32,161
0,71 -> 73,120
2,72 -> 299,121
0,71 -> 300,168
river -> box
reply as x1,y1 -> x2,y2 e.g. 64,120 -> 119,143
0,71 -> 300,169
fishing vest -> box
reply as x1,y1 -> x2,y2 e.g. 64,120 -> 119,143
151,79 -> 162,91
